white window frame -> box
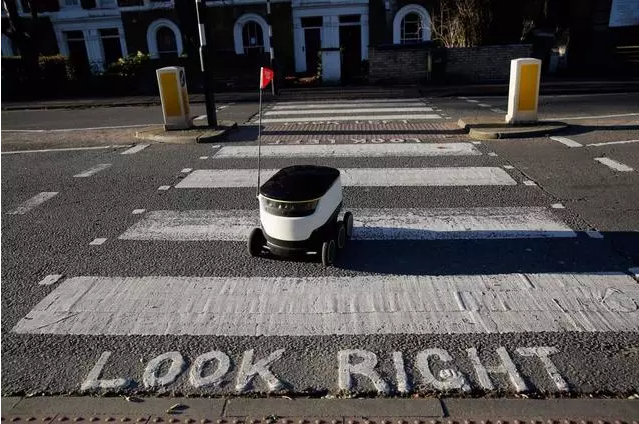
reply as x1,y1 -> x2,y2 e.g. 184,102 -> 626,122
233,13 -> 270,55
147,18 -> 183,59
392,4 -> 431,44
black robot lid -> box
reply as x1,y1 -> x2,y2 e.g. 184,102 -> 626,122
260,165 -> 340,201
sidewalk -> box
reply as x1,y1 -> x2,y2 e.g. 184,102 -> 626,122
2,396 -> 638,421
3,79 -> 638,111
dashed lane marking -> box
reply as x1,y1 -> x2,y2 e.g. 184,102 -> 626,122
588,139 -> 639,147
554,112 -> 639,120
118,207 -> 576,242
1,145 -> 130,155
550,136 -> 583,148
6,192 -> 58,215
594,157 -> 634,172
89,238 -> 107,246
132,209 -> 146,215
38,274 -> 64,286
73,163 -> 112,178
121,144 -> 150,155
157,185 -> 171,191
12,273 -> 639,336
175,167 -> 517,188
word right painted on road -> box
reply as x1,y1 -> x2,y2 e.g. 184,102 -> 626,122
79,346 -> 568,394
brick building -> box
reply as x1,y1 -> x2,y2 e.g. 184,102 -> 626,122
2,0 -> 638,85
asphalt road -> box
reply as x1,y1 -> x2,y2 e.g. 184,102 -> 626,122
1,92 -> 638,399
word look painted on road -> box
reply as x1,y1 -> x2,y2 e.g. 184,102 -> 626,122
267,138 -> 427,145
81,346 -> 567,394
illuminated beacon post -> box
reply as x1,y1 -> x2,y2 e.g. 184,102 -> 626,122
156,66 -> 192,130
506,58 -> 542,124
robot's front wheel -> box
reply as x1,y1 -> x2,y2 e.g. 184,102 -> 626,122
321,239 -> 336,267
343,211 -> 354,239
248,227 -> 265,257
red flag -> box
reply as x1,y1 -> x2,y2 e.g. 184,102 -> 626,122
260,67 -> 274,89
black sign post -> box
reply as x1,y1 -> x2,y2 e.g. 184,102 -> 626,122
195,0 -> 218,128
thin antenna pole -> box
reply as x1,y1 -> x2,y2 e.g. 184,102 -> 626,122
256,85 -> 263,199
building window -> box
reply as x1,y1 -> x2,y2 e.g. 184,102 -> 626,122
156,26 -> 178,58
65,30 -> 90,76
401,13 -> 423,43
100,28 -> 123,66
393,4 -> 431,44
62,0 -> 80,7
242,21 -> 264,55
234,13 -> 270,56
147,19 -> 183,59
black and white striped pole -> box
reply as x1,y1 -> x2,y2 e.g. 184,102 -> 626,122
266,0 -> 275,95
195,0 -> 218,127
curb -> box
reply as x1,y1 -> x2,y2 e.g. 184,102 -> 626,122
135,122 -> 238,144
2,397 -> 638,421
458,118 -> 569,140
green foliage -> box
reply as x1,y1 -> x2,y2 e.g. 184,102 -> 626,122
38,55 -> 72,80
106,51 -> 152,78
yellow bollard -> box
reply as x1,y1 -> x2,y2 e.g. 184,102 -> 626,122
156,66 -> 192,130
505,58 -> 542,124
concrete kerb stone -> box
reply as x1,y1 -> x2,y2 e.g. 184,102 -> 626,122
135,121 -> 238,144
457,117 -> 569,140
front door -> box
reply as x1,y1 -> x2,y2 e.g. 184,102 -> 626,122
304,27 -> 321,76
339,25 -> 362,82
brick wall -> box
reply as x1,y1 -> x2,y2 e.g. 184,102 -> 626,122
369,44 -> 533,83
445,44 -> 533,82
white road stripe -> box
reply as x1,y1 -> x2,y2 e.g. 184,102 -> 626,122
523,180 -> 538,186
550,136 -> 583,148
118,207 -> 576,242
258,114 -> 442,123
554,113 -> 639,120
13,273 -> 639,336
132,209 -> 146,215
175,167 -> 517,188
273,98 -> 425,107
594,157 -> 634,172
478,104 -> 491,108
121,144 -> 150,155
588,139 -> 639,147
6,192 -> 58,215
73,163 -> 112,178
490,108 -> 506,114
1,145 -> 129,155
466,100 -> 479,103
272,102 -> 426,110
265,107 -> 434,116
214,143 -> 481,159
38,275 -> 64,286
157,185 -> 171,191
89,238 -> 107,246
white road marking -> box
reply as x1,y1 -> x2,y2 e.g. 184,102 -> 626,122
549,136 -> 583,148
458,96 -> 468,100
523,180 -> 538,186
554,113 -> 639,121
74,163 -> 112,178
490,108 -> 506,114
488,152 -> 498,157
266,107 -> 434,116
89,238 -> 107,246
466,100 -> 479,103
181,168 -> 193,174
472,141 -> 482,145
132,209 -> 146,215
594,157 -> 634,172
13,273 -> 639,336
1,145 -> 129,155
6,192 -> 58,215
157,185 -> 171,191
586,231 -> 604,239
478,104 -> 491,108
214,143 -> 481,159
551,203 -> 565,209
503,165 -> 515,170
587,139 -> 639,147
273,99 -> 425,107
175,167 -> 517,188
38,274 -> 64,286
121,144 -> 150,155
118,207 -> 576,242
258,114 -> 442,123
199,156 -> 209,160
2,124 -> 159,133
272,102 -> 427,110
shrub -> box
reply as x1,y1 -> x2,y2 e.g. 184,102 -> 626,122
38,55 -> 72,81
106,51 -> 152,79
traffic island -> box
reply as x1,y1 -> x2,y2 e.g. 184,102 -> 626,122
458,117 -> 569,140
135,120 -> 238,144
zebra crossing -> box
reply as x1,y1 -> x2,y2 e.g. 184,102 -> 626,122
253,98 -> 446,124
12,141 -> 639,339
